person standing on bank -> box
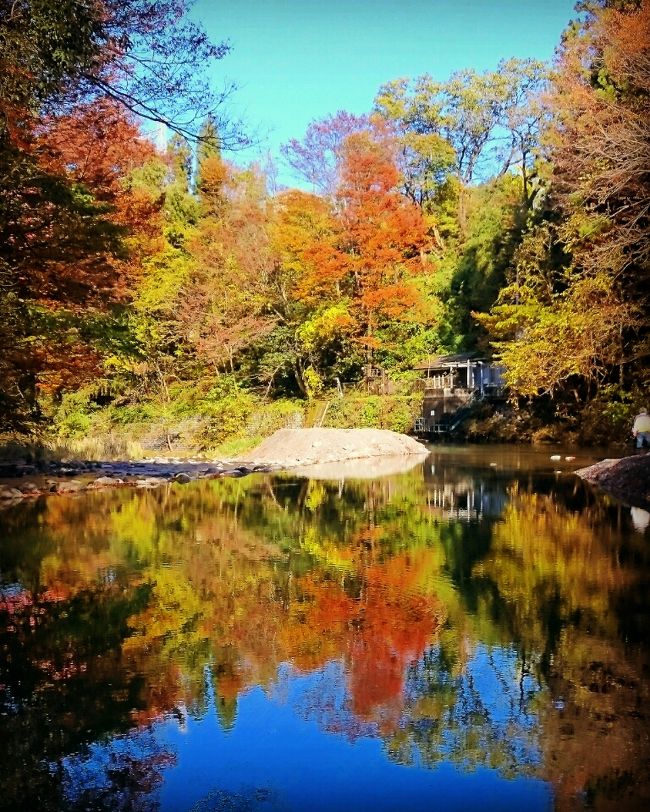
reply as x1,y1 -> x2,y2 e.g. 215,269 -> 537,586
632,407 -> 650,449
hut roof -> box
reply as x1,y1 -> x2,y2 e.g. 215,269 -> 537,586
413,352 -> 484,371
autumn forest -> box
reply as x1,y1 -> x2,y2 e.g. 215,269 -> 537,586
1,0 -> 648,451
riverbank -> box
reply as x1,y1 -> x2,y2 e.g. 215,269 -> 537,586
0,457 -> 281,505
0,428 -> 427,504
575,451 -> 650,509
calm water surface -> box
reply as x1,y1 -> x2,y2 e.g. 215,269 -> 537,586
1,445 -> 649,811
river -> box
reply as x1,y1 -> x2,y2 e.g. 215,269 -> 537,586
1,444 -> 648,811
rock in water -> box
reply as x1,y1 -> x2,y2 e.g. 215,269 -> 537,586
575,453 -> 650,509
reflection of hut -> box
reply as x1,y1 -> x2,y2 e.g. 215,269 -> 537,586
413,353 -> 505,436
422,457 -> 508,521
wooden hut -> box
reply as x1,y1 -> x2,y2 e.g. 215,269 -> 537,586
413,353 -> 505,436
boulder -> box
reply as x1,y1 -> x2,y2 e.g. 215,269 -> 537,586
93,476 -> 120,487
575,452 -> 650,509
0,487 -> 24,500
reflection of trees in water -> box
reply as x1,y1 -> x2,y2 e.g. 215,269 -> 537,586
1,462 -> 649,809
61,728 -> 175,812
540,630 -> 650,811
0,582 -> 173,812
471,490 -> 650,810
392,643 -> 541,775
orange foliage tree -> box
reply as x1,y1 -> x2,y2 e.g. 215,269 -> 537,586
290,130 -> 435,365
179,159 -> 277,373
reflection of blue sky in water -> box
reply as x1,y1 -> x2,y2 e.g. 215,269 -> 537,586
62,646 -> 549,812
5,442 -> 648,810
404,645 -> 542,770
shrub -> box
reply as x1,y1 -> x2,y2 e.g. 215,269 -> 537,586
324,394 -> 421,433
197,378 -> 256,445
576,385 -> 641,446
54,390 -> 100,438
246,399 -> 305,436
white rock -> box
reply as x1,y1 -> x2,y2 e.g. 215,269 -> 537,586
136,478 -> 162,488
0,487 -> 24,499
93,476 -> 116,487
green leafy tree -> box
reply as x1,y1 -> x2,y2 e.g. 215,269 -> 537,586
375,59 -> 547,233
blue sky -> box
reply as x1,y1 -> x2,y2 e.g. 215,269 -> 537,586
191,0 -> 577,185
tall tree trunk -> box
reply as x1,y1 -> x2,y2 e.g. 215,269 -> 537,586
522,150 -> 529,206
294,359 -> 308,397
458,181 -> 468,240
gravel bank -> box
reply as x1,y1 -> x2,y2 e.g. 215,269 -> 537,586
0,429 -> 427,505
232,428 -> 428,467
575,452 -> 650,508
0,458 -> 280,505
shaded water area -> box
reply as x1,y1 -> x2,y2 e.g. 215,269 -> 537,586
1,444 -> 649,811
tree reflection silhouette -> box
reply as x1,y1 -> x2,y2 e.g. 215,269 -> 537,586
1,454 -> 649,810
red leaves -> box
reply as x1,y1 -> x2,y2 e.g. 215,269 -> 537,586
334,131 -> 432,330
38,98 -> 155,198
6,98 -> 160,311
273,129 -> 434,342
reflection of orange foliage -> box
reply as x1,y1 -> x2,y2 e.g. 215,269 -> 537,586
279,575 -> 356,672
13,484 -> 445,741
130,662 -> 184,726
217,670 -> 244,702
41,584 -> 73,603
349,554 -> 442,731
278,553 -> 443,732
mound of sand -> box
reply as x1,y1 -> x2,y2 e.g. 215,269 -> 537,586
291,454 -> 425,480
233,428 -> 428,468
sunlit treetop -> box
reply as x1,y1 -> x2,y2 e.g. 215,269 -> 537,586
0,0 -> 246,146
